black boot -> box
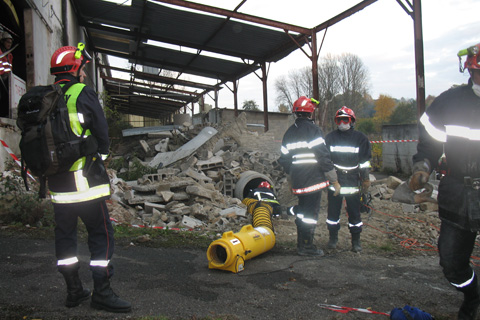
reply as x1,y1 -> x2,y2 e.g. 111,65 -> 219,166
458,279 -> 480,320
296,220 -> 324,256
327,230 -> 338,249
351,232 -> 362,253
91,278 -> 131,313
59,264 -> 91,308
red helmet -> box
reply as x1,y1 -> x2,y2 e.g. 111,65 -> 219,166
258,181 -> 272,189
50,43 -> 92,75
335,106 -> 356,122
464,43 -> 480,71
293,96 -> 316,113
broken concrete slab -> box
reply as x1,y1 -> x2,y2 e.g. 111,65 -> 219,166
122,125 -> 178,137
219,206 -> 247,218
181,215 -> 204,229
149,126 -> 218,169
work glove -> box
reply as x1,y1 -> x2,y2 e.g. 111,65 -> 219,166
408,160 -> 431,191
332,181 -> 341,196
361,180 -> 371,193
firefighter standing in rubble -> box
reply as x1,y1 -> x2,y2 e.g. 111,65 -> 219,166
324,106 -> 371,253
48,44 -> 131,312
409,42 -> 480,320
279,96 -> 340,256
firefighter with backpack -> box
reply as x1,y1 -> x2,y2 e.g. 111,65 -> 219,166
44,44 -> 130,312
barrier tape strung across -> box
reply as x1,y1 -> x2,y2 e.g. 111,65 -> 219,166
0,139 -> 35,181
370,139 -> 418,144
318,303 -> 390,316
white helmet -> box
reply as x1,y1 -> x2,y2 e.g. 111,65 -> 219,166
1,32 -> 13,40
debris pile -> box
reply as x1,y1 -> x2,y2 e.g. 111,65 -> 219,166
106,113 -> 291,233
105,112 -> 441,250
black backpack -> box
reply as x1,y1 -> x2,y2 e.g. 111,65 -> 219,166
16,82 -> 97,197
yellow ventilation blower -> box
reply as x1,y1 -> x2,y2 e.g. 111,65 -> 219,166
206,198 -> 275,273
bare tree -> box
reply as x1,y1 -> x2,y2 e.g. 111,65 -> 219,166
274,67 -> 311,111
337,53 -> 370,112
317,54 -> 341,128
274,53 -> 369,131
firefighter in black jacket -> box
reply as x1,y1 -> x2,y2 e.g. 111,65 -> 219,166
409,42 -> 480,320
247,181 -> 282,216
325,107 -> 371,252
279,96 -> 340,256
48,44 -> 131,312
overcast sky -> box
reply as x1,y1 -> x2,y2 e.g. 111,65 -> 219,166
187,0 -> 478,111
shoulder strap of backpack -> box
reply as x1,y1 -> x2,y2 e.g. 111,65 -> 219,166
59,80 -> 76,94
58,81 -> 88,138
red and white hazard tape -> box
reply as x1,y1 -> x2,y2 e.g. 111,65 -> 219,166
370,139 -> 418,144
0,139 -> 35,181
318,303 -> 389,316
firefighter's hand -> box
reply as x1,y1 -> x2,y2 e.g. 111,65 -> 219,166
332,181 -> 341,196
361,180 -> 371,193
408,171 -> 430,191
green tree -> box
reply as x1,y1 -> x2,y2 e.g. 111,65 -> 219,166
388,99 -> 417,124
355,118 -> 376,135
242,99 -> 260,111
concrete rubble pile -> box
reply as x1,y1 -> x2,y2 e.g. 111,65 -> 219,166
105,112 -> 440,237
106,113 -> 290,233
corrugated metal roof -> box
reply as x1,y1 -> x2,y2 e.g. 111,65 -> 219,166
71,0 -> 308,119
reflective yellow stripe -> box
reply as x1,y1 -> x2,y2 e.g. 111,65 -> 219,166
74,170 -> 89,191
50,184 -> 110,204
70,157 -> 86,172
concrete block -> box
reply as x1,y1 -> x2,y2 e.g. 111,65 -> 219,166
183,167 -> 212,183
159,191 -> 174,202
186,185 -> 213,200
181,215 -> 204,229
124,189 -> 135,200
219,206 -> 247,218
387,176 -> 403,189
154,138 -> 169,152
196,156 -> 223,171
214,217 -> 229,228
139,140 -> 151,154
172,192 -> 189,201
147,131 -> 173,139
144,202 -> 166,213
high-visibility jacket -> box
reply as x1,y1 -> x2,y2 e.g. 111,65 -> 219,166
325,128 -> 371,194
413,78 -> 480,229
279,117 -> 335,195
47,75 -> 111,204
0,47 -> 13,76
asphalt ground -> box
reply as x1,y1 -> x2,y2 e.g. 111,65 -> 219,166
0,232 -> 467,320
